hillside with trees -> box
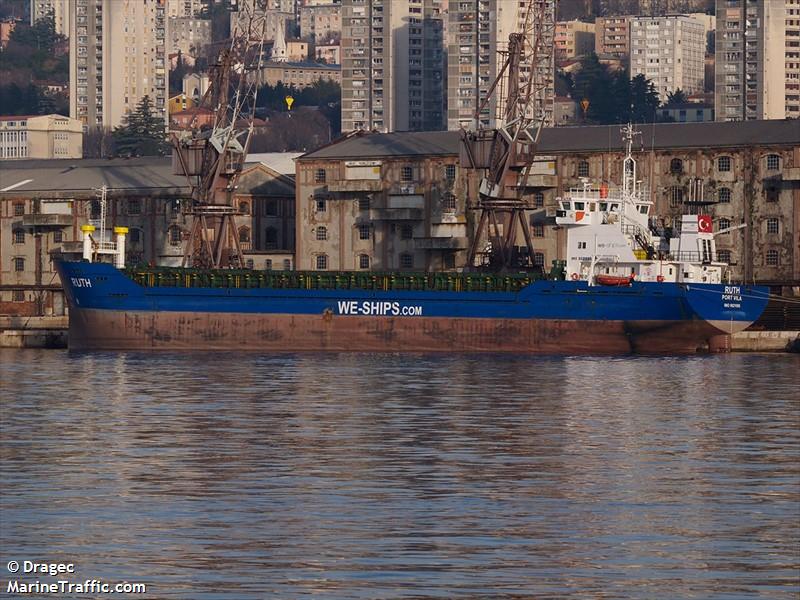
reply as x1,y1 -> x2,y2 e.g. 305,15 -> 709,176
0,12 -> 69,116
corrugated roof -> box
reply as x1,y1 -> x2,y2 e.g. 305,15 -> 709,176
245,152 -> 303,175
0,156 -> 189,198
300,120 -> 800,160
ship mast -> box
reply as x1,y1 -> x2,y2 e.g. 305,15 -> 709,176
171,0 -> 269,269
460,0 -> 555,271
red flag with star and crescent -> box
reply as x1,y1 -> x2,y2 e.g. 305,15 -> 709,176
697,215 -> 712,233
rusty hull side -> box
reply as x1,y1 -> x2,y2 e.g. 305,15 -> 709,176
67,308 -> 725,354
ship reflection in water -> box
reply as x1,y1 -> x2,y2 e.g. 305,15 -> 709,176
1,351 -> 798,598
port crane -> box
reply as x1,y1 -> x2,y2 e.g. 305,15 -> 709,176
460,0 -> 555,271
171,0 -> 269,268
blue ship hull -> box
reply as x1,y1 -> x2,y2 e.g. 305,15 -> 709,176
55,261 -> 769,354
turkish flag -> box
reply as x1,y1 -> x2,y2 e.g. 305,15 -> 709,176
697,214 -> 712,233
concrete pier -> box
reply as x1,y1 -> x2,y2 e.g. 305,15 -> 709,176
730,331 -> 800,353
0,316 -> 68,348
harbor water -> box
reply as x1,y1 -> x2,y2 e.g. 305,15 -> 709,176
1,350 -> 798,599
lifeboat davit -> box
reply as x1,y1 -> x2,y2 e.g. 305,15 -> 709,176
595,274 -> 633,287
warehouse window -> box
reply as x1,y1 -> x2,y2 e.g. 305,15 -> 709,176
53,230 -> 63,243
359,254 -> 370,269
239,227 -> 250,243
358,224 -> 370,240
401,224 -> 413,239
717,249 -> 731,264
443,193 -> 456,211
316,254 -> 328,270
315,168 -> 326,183
669,158 -> 683,174
766,154 -> 780,171
400,253 -> 413,269
316,197 -> 326,212
717,156 -> 731,172
358,197 -> 370,211
283,259 -> 292,271
577,160 -> 589,177
445,164 -> 456,180
12,290 -> 25,302
13,202 -> 24,216
532,224 -> 544,237
401,166 -> 413,181
169,227 -> 182,245
766,218 -> 779,234
718,218 -> 731,233
13,257 -> 25,272
316,226 -> 327,241
264,259 -> 273,270
533,252 -> 545,267
265,227 -> 278,249
239,201 -> 250,215
13,229 -> 24,244
128,199 -> 141,215
765,249 -> 779,266
669,186 -> 684,207
533,192 -> 544,208
718,187 -> 731,203
265,200 -> 278,216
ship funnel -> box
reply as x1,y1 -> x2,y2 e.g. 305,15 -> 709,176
114,227 -> 128,269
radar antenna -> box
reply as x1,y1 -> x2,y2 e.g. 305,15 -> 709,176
171,0 -> 269,269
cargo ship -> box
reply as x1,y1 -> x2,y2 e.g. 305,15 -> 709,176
54,144 -> 769,354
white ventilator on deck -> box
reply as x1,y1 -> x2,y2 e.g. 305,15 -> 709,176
555,124 -> 734,285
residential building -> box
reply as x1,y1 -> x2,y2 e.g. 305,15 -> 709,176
183,72 -> 211,102
446,0 -> 555,131
316,43 -> 340,64
299,3 -> 341,44
341,0 -> 446,133
166,0 -> 204,18
168,16 -> 211,59
257,61 -> 341,88
69,0 -> 169,129
594,16 -> 631,59
658,103 -> 715,122
31,0 -> 69,35
786,0 -> 800,118
287,40 -> 309,62
630,15 -> 705,102
715,0 -> 786,121
554,20 -> 595,61
0,114 -> 82,160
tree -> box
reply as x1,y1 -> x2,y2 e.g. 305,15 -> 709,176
112,96 -> 169,157
629,74 -> 660,124
665,88 -> 688,107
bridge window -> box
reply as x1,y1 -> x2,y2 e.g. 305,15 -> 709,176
765,249 -> 779,266
316,226 -> 327,241
638,205 -> 648,214
574,201 -> 585,210
316,254 -> 328,270
718,187 -> 731,203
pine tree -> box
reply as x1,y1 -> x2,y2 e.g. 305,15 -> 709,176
630,75 -> 660,123
665,88 -> 688,107
112,96 -> 168,157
